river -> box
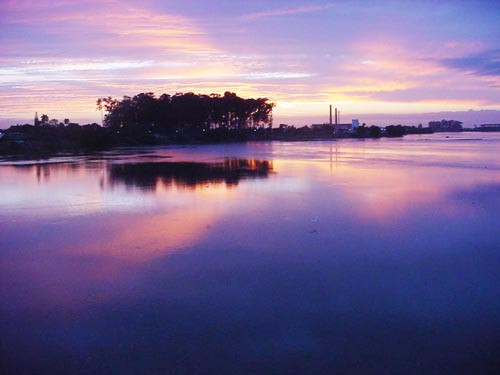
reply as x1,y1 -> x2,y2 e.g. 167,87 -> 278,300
1,133 -> 499,374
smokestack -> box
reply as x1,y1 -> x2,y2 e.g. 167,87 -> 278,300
329,105 -> 332,125
335,108 -> 338,125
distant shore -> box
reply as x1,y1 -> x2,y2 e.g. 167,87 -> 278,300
4,91 -> 497,160
0,123 -> 498,161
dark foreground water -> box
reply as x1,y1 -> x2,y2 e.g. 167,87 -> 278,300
1,133 -> 499,374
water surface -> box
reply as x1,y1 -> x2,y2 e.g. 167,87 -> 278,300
1,133 -> 499,374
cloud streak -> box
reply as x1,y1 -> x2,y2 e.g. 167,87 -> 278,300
0,0 -> 216,58
244,3 -> 334,19
439,49 -> 500,77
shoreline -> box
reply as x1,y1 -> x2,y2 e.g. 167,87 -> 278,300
1,129 -> 497,163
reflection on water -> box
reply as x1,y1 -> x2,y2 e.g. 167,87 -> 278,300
1,133 -> 500,374
108,158 -> 273,190
14,158 -> 273,190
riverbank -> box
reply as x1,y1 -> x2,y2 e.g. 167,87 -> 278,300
0,123 -> 432,160
1,123 -> 497,161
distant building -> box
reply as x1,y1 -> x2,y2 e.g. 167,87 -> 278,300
320,105 -> 361,133
428,119 -> 463,132
311,123 -> 332,129
334,123 -> 353,132
34,112 -> 40,126
476,124 -> 500,131
310,121 -> 360,133
479,124 -> 500,129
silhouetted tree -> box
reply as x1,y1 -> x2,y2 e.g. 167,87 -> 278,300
369,125 -> 382,137
98,92 -> 275,134
386,125 -> 405,137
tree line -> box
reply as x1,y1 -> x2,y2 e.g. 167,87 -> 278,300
97,91 -> 275,134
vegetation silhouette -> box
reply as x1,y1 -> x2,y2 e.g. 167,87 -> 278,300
354,125 -> 382,138
97,91 -> 275,135
0,86 -> 481,160
0,92 -> 276,157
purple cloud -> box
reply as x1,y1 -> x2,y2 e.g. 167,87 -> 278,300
0,0 -> 499,127
440,49 -> 500,77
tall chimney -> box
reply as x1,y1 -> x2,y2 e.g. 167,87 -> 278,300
335,108 -> 338,125
329,105 -> 332,125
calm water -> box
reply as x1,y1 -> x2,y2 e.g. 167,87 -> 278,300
1,133 -> 499,374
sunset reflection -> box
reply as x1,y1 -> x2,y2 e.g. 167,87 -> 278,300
107,158 -> 274,191
2,136 -> 500,374
266,136 -> 500,222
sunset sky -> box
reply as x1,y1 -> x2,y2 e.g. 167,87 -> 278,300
0,0 -> 499,127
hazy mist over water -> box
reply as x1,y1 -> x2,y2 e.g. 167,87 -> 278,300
1,133 -> 499,374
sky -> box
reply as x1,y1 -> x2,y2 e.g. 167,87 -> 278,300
0,0 -> 499,127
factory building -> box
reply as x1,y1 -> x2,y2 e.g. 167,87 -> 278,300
310,106 -> 361,133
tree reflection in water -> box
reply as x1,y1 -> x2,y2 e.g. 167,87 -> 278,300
107,159 -> 274,190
